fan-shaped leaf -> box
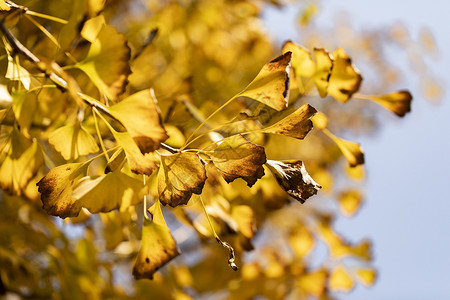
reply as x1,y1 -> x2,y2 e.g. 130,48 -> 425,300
327,48 -> 362,103
158,152 -> 207,207
325,129 -> 364,167
329,266 -> 354,292
109,89 -> 168,154
360,90 -> 412,117
355,267 -> 377,287
238,52 -> 291,111
206,135 -> 266,187
48,123 -> 99,160
338,189 -> 363,217
297,269 -> 327,298
133,201 -> 180,279
282,41 -> 315,94
261,104 -> 317,139
313,48 -> 334,97
266,160 -> 321,203
11,92 -> 36,134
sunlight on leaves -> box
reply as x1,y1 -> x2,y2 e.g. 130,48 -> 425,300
133,201 -> 180,279
313,48 -> 334,97
297,268 -> 327,298
0,85 -> 12,107
355,267 -> 377,287
12,92 -> 37,133
206,135 -> 266,187
158,152 -> 207,207
282,41 -> 315,94
289,225 -> 315,258
48,123 -> 99,160
338,189 -> 363,217
6,56 -> 40,90
261,104 -> 317,139
329,266 -> 354,292
358,91 -> 412,117
238,52 -> 291,111
328,48 -> 362,103
324,129 -> 364,167
109,89 -> 168,154
266,160 -> 321,203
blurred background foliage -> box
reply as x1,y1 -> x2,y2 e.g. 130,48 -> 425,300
0,0 -> 440,299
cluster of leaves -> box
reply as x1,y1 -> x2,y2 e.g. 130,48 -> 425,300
0,0 -> 412,298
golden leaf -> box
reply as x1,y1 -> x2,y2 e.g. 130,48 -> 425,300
158,152 -> 207,207
324,129 -> 364,167
355,267 -> 377,287
329,266 -> 354,292
289,225 -> 315,258
80,15 -> 105,43
261,104 -> 317,139
37,163 -> 88,218
313,48 -> 334,97
238,52 -> 291,111
311,111 -> 328,130
105,148 -> 126,173
69,168 -> 146,216
266,160 -> 321,203
0,0 -> 10,11
12,92 -> 37,134
109,89 -> 168,154
282,41 -> 315,94
359,90 -> 412,117
328,48 -> 362,103
0,128 -> 44,195
6,56 -> 41,90
338,189 -> 363,217
231,205 -> 255,239
206,135 -> 266,187
76,22 -> 131,100
48,123 -> 99,160
133,201 -> 180,279
0,84 -> 12,107
297,268 -> 327,298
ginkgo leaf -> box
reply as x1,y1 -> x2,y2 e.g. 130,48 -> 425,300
0,84 -> 12,107
80,15 -> 105,43
6,56 -> 41,90
327,48 -> 362,103
358,90 -> 412,117
313,48 -> 333,97
355,267 -> 377,287
109,89 -> 168,154
76,22 -> 131,100
324,129 -> 364,167
266,160 -> 321,203
69,168 -> 146,217
329,266 -> 354,292
282,41 -> 315,94
105,148 -> 126,173
338,189 -> 363,217
12,92 -> 37,133
37,163 -> 89,217
261,104 -> 317,139
0,128 -> 43,195
133,201 -> 180,279
206,135 -> 266,187
311,111 -> 328,130
158,152 -> 207,207
0,0 -> 10,11
238,52 -> 291,111
231,205 -> 255,239
112,130 -> 158,175
297,268 -> 327,298
289,225 -> 315,258
48,123 -> 99,160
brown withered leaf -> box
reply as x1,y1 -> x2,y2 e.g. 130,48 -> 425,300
266,160 -> 321,203
133,201 -> 180,279
37,163 -> 88,218
238,52 -> 291,111
361,90 -> 412,117
206,135 -> 266,187
109,89 -> 168,154
158,152 -> 207,207
261,104 -> 317,139
327,48 -> 362,103
313,48 -> 334,97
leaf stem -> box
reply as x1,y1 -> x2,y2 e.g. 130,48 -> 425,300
92,107 -> 109,161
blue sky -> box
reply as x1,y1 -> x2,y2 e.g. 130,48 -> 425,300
265,1 -> 450,299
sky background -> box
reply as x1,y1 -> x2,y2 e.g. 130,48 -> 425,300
264,1 -> 450,299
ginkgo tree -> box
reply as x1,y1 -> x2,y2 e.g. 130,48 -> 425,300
0,0 -> 415,298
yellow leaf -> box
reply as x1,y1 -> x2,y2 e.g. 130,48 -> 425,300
355,267 -> 377,287
158,152 -> 207,207
77,23 -> 131,100
37,163 -> 89,218
0,0 -> 10,11
282,41 -> 315,94
0,128 -> 44,195
87,0 -> 106,18
338,189 -> 363,217
311,111 -> 328,130
266,160 -> 321,203
105,148 -> 126,173
345,164 -> 365,181
313,48 -> 333,97
206,135 -> 266,187
0,84 -> 12,107
81,15 -> 105,43
261,104 -> 317,139
164,125 -> 186,148
6,56 -> 41,90
12,92 -> 37,133
329,266 -> 354,292
324,129 -> 364,167
48,123 -> 99,160
133,201 -> 180,279
70,168 -> 146,216
297,268 -> 327,297
289,225 -> 315,258
231,205 -> 255,239
238,52 -> 291,111
112,130 -> 158,175
328,48 -> 362,103
109,89 -> 168,154
359,90 -> 412,117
